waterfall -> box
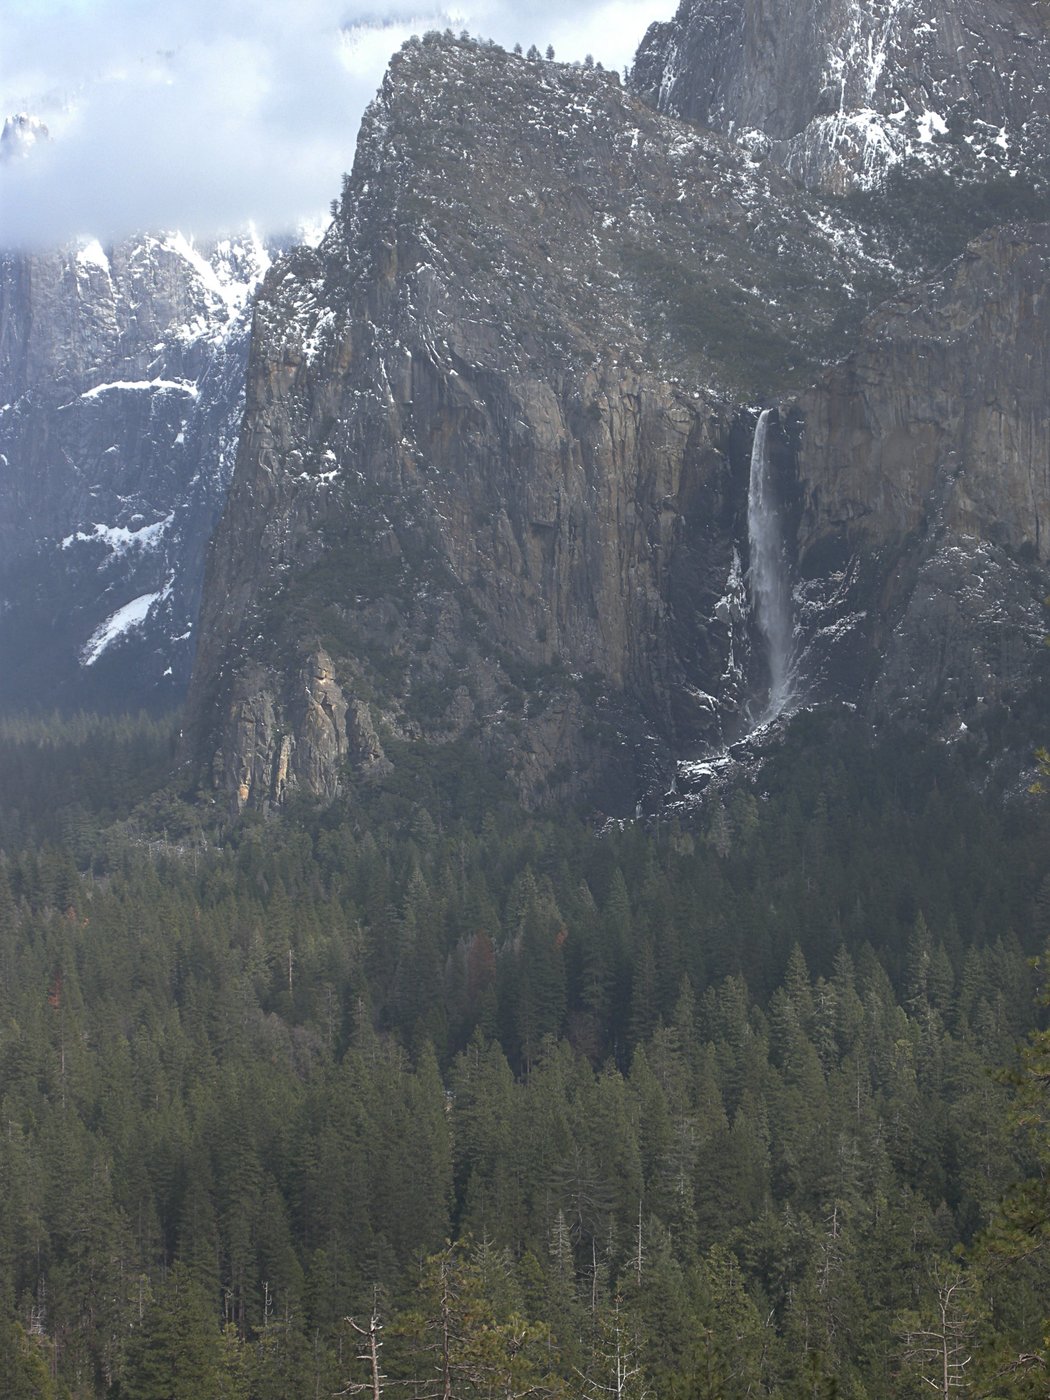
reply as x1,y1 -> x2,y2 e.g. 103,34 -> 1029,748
748,408 -> 794,721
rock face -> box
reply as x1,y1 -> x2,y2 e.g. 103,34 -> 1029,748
791,223 -> 1050,745
220,648 -> 387,811
186,36 -> 908,813
186,21 -> 1050,814
0,230 -> 273,709
799,226 -> 1050,558
632,0 -> 1050,192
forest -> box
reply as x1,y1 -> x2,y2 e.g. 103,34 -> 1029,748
0,708 -> 1048,1398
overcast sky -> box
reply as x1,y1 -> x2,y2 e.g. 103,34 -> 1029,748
0,0 -> 669,248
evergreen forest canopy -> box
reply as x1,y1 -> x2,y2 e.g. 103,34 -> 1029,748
0,709 -> 1048,1398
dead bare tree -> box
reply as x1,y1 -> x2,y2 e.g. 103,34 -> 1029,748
900,1270 -> 975,1397
339,1298 -> 386,1400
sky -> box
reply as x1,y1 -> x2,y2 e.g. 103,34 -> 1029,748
0,0 -> 670,248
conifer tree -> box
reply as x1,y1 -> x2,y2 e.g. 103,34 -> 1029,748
0,1319 -> 56,1400
122,1264 -> 226,1400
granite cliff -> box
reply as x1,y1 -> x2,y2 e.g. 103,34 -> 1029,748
173,12 -> 1049,814
185,35 -> 915,813
791,223 -> 1050,752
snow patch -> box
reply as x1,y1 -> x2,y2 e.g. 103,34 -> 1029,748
298,215 -> 331,249
61,514 -> 173,555
159,228 -> 269,328
80,588 -> 166,666
303,307 -> 337,362
81,379 -> 199,401
163,231 -> 241,314
916,109 -> 948,144
76,239 -> 110,275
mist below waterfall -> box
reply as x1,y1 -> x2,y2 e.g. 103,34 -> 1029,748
748,408 -> 795,722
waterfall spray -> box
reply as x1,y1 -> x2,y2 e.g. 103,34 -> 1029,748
747,408 -> 794,721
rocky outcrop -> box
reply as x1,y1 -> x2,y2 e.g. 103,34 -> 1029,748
0,230 -> 273,709
633,0 -> 1050,192
216,647 -> 387,812
186,35 -> 905,814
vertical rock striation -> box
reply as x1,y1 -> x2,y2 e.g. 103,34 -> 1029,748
792,223 -> 1050,742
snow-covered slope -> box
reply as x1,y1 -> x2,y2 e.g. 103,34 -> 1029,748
0,227 -> 280,710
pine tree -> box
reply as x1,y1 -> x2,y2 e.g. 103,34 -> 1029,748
122,1264 -> 226,1400
675,1244 -> 769,1400
0,1319 -> 57,1400
973,969 -> 1050,1393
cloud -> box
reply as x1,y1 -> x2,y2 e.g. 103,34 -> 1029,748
0,0 -> 669,248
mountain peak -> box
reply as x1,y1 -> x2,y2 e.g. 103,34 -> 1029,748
0,112 -> 49,163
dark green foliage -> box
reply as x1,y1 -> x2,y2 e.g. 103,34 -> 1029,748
0,1319 -> 56,1399
0,711 -> 1047,1395
0,711 -> 176,852
121,1265 -> 226,1400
